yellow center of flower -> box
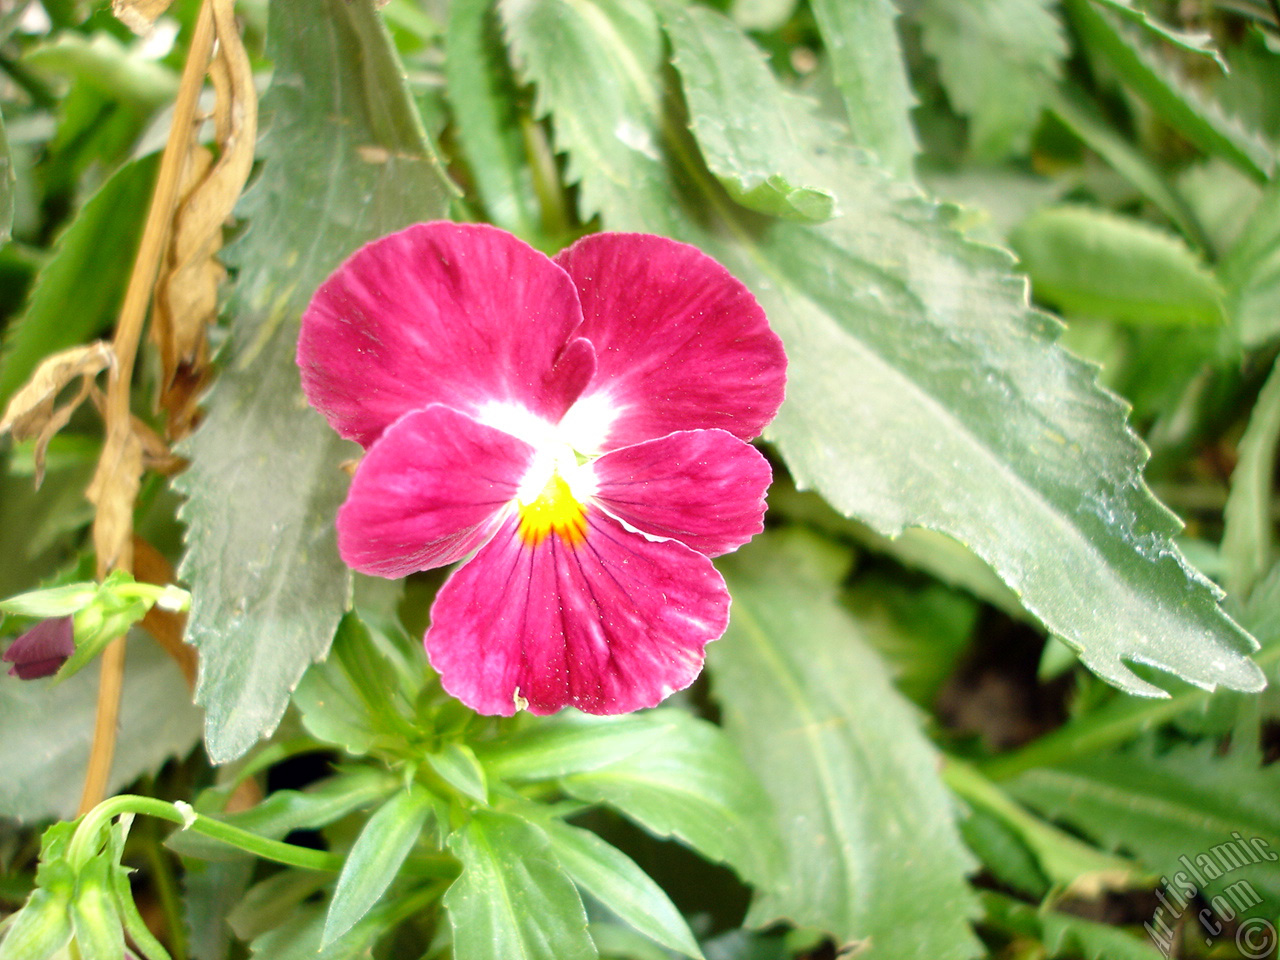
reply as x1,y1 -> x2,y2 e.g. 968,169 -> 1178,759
517,471 -> 588,547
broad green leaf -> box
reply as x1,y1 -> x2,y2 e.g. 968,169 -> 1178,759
980,890 -> 1165,960
1222,355 -> 1280,598
175,0 -> 453,762
323,786 -> 433,946
661,3 -> 835,222
0,631 -> 201,822
1010,205 -> 1225,325
444,0 -> 539,237
1221,175 -> 1280,348
0,154 -> 154,405
542,819 -> 704,960
1063,0 -> 1273,182
1008,741 -> 1280,906
808,0 -> 917,178
560,709 -> 782,890
477,711 -> 672,782
918,0 -> 1066,161
23,32 -> 179,111
714,536 -> 981,957
729,0 -> 796,32
250,904 -> 389,960
229,871 -> 329,942
502,0 -> 1264,700
444,810 -> 596,960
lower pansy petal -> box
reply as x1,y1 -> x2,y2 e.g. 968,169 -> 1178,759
337,405 -> 534,578
591,429 -> 773,557
426,511 -> 729,716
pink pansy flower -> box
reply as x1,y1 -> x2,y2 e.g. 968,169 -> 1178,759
3,616 -> 74,679
298,222 -> 786,716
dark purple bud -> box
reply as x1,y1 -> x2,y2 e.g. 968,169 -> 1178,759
2,616 -> 74,679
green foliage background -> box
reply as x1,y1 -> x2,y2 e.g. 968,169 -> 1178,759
1,0 -> 1279,958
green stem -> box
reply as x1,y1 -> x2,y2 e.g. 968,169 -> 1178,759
68,795 -> 343,873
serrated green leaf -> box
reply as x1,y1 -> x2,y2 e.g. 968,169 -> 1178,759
560,708 -> 782,890
714,536 -> 981,957
661,3 -> 834,222
0,632 -> 201,823
809,0 -> 917,177
542,819 -> 704,960
502,0 -> 1264,700
1011,205 -> 1225,325
1221,175 -> 1280,348
477,712 -> 671,782
444,0 -> 540,237
1222,355 -> 1280,599
0,154 -> 154,405
174,0 -> 453,763
1008,741 -> 1280,906
323,786 -> 432,946
444,810 -> 596,960
1091,0 -> 1228,67
1064,0 -> 1273,181
918,0 -> 1066,161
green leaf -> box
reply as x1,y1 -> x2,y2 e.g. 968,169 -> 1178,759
444,0 -> 539,237
323,786 -> 433,946
0,107 -> 12,245
542,819 -> 704,960
728,0 -> 796,33
294,612 -> 419,756
980,890 -> 1166,960
1010,205 -> 1225,325
444,810 -> 596,960
0,154 -> 154,405
0,632 -> 201,822
560,709 -> 782,890
1221,175 -> 1280,348
175,0 -> 453,763
477,712 -> 671,782
23,31 -> 179,111
1090,0 -> 1228,67
1008,740 -> 1280,905
1063,0 -> 1273,182
661,3 -> 835,222
0,887 -> 73,960
714,536 -> 981,957
1222,355 -> 1280,598
427,743 -> 489,804
918,0 -> 1067,161
808,0 -> 917,177
502,0 -> 1264,699
250,904 -> 388,960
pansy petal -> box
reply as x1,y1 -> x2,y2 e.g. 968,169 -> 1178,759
3,616 -> 74,679
426,511 -> 729,716
554,233 -> 786,451
591,429 -> 772,557
299,221 -> 592,447
337,405 -> 534,578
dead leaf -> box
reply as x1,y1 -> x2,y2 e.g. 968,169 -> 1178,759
112,0 -> 175,34
151,0 -> 258,438
0,342 -> 115,486
87,426 -> 144,575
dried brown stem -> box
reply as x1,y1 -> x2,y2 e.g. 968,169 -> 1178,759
78,0 -> 218,815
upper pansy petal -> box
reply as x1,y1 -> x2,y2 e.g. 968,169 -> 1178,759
554,233 -> 786,452
299,221 -> 592,448
591,429 -> 772,557
426,511 -> 729,716
337,405 -> 533,578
